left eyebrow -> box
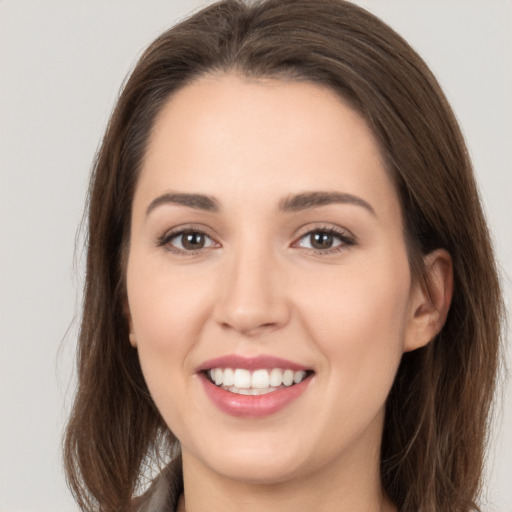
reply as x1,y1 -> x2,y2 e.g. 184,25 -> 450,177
279,191 -> 376,216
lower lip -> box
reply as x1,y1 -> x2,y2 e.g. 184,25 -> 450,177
199,373 -> 312,418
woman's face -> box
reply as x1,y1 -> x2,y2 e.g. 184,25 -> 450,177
126,74 -> 427,485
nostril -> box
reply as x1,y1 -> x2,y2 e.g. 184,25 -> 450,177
213,268 -> 290,335
218,316 -> 282,337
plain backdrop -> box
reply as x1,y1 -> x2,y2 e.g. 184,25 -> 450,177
0,1 -> 510,511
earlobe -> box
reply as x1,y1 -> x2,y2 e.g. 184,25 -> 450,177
124,299 -> 137,348
404,249 -> 453,352
128,331 -> 137,348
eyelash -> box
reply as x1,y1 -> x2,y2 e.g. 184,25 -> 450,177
293,226 -> 356,254
157,227 -> 218,255
157,225 -> 356,255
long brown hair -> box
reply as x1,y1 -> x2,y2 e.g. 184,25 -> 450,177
63,1 -> 504,510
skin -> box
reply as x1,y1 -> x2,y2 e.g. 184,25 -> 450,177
126,74 -> 452,512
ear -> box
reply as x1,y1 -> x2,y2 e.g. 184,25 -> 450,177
404,249 -> 453,352
128,330 -> 137,348
124,299 -> 137,348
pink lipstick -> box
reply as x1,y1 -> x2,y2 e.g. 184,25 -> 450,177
197,355 -> 313,417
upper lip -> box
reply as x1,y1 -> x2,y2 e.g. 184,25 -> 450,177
196,354 -> 311,372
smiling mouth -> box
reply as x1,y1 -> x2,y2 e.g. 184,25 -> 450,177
204,368 -> 314,395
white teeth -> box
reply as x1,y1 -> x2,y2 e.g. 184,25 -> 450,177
283,369 -> 294,386
234,369 -> 251,388
223,386 -> 278,395
208,367 -> 309,394
223,368 -> 234,387
213,368 -> 223,386
251,388 -> 274,395
294,370 -> 306,384
251,369 -> 270,389
269,368 -> 283,387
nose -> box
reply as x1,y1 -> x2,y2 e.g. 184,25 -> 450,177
213,246 -> 290,337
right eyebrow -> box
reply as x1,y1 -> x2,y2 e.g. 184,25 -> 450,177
146,192 -> 220,216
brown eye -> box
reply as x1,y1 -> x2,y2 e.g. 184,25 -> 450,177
295,229 -> 354,253
181,232 -> 206,250
167,231 -> 216,252
310,232 -> 335,250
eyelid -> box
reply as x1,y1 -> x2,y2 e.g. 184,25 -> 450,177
293,222 -> 355,239
291,224 -> 356,253
156,224 -> 221,254
155,222 -> 355,255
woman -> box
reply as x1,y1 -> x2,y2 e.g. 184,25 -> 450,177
63,1 -> 504,511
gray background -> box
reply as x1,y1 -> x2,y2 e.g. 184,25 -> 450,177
0,1 -> 510,511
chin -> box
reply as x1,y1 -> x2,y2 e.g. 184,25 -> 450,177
211,453 -> 310,485
186,430 -> 317,485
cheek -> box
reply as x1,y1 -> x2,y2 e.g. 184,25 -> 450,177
126,270 -> 199,441
127,252 -> 212,350
126,253 -> 197,393
125,252 -> 222,417
296,254 -> 411,399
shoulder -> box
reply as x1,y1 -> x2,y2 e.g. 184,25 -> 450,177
128,457 -> 183,512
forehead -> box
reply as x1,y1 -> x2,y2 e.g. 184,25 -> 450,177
136,73 -> 400,221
